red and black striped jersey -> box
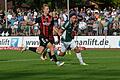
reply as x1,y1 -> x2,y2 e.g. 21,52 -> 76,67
39,14 -> 54,41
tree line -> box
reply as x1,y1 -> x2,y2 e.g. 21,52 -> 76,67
7,0 -> 120,9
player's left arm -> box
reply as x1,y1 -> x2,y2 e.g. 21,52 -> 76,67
73,22 -> 79,36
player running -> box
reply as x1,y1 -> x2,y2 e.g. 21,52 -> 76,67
21,4 -> 64,67
55,11 -> 88,65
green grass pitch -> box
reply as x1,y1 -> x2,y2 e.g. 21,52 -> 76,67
0,50 -> 120,80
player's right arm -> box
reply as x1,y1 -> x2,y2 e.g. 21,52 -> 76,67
35,17 -> 42,34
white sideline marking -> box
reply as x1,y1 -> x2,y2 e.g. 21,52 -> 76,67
0,59 -> 41,62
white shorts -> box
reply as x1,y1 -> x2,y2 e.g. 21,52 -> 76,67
61,39 -> 77,53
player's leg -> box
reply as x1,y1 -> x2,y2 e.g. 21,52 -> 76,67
47,42 -> 64,66
44,48 -> 53,60
41,48 -> 49,60
43,38 -> 55,61
70,40 -> 87,65
41,39 -> 55,61
28,47 -> 37,52
38,35 -> 51,60
41,48 -> 52,60
47,42 -> 59,61
21,46 -> 38,53
54,42 -> 68,56
36,46 -> 47,60
39,35 -> 64,66
66,45 -> 72,55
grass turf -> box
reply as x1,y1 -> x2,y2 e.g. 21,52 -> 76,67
0,50 -> 120,80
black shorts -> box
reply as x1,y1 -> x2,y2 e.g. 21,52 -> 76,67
39,35 -> 54,47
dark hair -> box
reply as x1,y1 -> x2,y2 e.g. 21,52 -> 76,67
69,11 -> 77,18
42,4 -> 49,10
78,14 -> 83,21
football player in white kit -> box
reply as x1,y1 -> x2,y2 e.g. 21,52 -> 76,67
55,12 -> 88,65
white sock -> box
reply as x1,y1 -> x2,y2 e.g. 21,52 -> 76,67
76,53 -> 84,64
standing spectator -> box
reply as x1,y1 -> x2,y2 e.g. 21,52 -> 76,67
58,16 -> 65,27
62,9 -> 68,21
33,23 -> 39,36
87,18 -> 94,36
52,11 -> 59,27
9,14 -> 17,35
93,19 -> 99,36
103,18 -> 109,36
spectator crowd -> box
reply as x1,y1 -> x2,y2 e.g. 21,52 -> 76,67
0,6 -> 120,36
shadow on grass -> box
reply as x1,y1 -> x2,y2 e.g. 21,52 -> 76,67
0,71 -> 46,80
0,69 -> 120,80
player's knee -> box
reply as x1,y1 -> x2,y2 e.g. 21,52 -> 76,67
59,52 -> 65,56
36,47 -> 44,54
50,47 -> 54,51
74,47 -> 80,53
36,48 -> 42,54
48,45 -> 54,51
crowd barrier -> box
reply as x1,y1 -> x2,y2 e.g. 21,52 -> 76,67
0,36 -> 120,50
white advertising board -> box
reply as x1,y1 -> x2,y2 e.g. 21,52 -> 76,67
0,36 -> 120,50
0,37 -> 22,47
23,36 -> 40,47
74,36 -> 120,48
